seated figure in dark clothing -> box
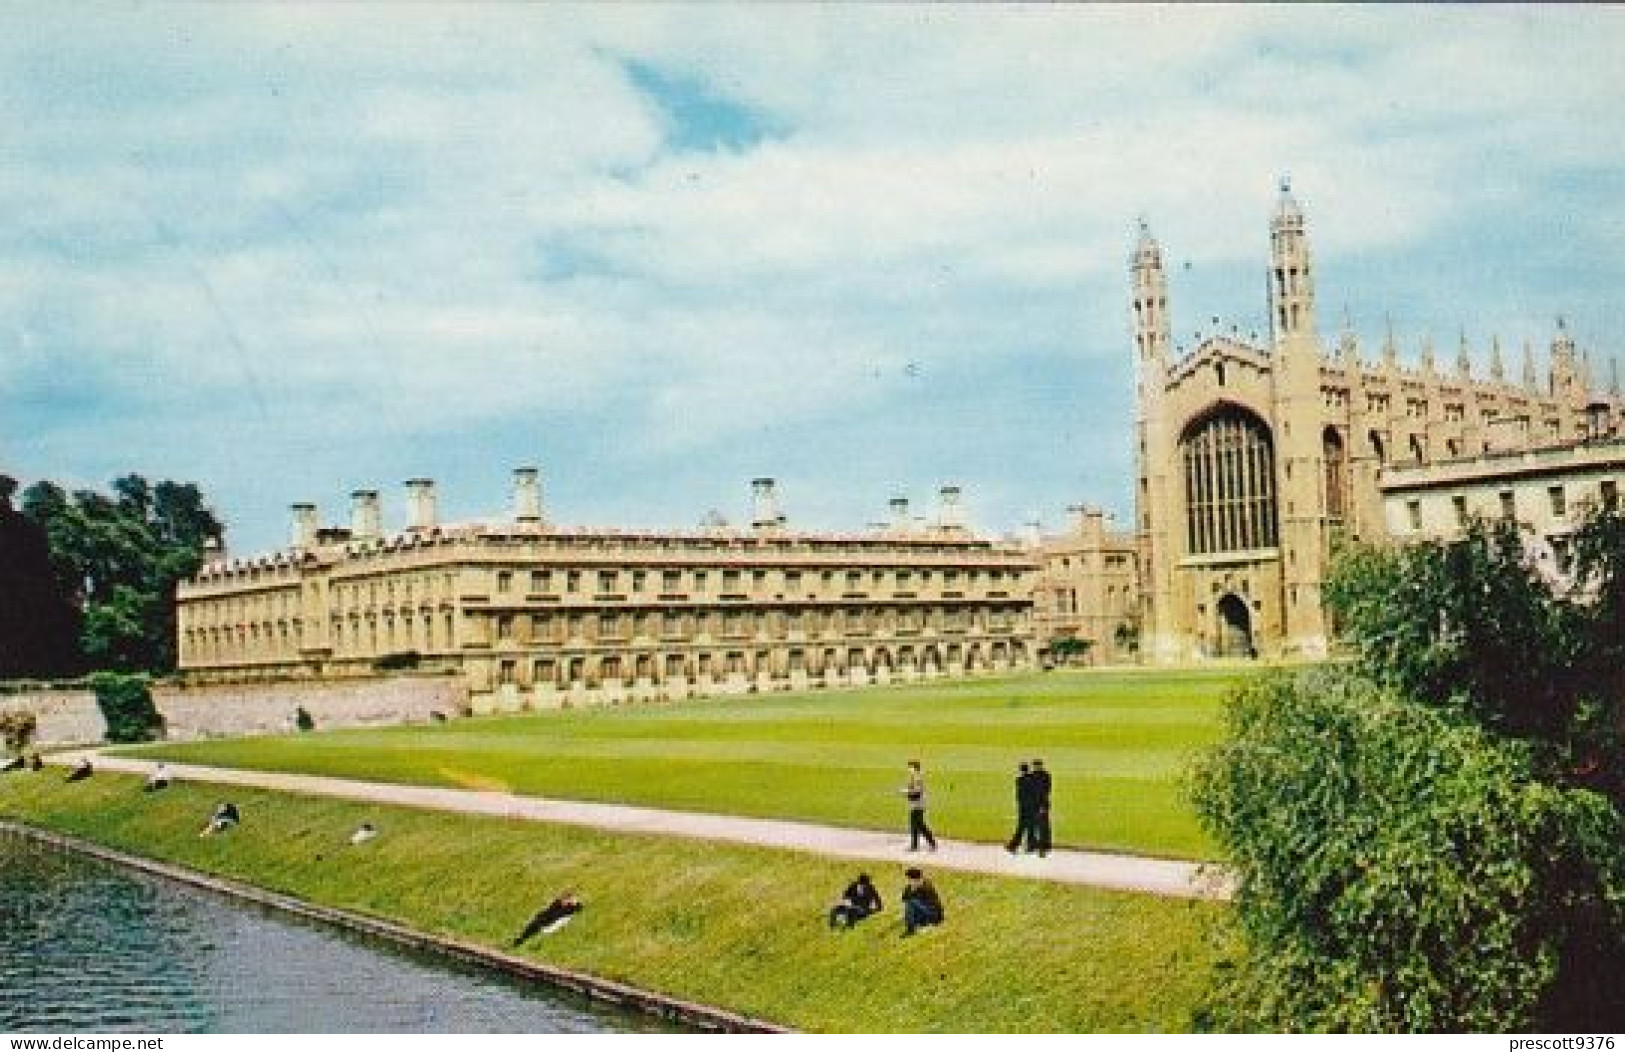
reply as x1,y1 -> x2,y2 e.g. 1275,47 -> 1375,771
828,873 -> 884,930
513,892 -> 583,945
64,758 -> 93,782
1,754 -> 24,773
900,867 -> 945,937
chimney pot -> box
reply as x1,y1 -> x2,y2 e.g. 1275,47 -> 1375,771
404,479 -> 437,532
290,503 -> 318,550
937,485 -> 965,533
350,490 -> 382,540
513,466 -> 543,524
751,478 -> 783,533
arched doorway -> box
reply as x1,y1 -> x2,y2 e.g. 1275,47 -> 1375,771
1215,594 -> 1254,658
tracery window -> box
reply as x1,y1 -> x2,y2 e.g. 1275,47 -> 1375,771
1181,406 -> 1279,555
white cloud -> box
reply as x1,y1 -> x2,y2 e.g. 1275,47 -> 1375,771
3,4 -> 1623,551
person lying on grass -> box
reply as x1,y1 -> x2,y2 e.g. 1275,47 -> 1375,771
513,892 -> 583,945
199,801 -> 240,837
828,873 -> 884,930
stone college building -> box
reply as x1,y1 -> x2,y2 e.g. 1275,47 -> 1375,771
1132,181 -> 1624,662
178,475 -> 1039,711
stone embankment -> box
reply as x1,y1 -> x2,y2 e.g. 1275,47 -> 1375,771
1,820 -> 784,1034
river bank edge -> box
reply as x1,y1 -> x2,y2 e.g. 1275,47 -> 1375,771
0,818 -> 787,1034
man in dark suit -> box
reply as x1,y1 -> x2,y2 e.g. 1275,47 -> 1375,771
1004,762 -> 1036,853
1030,759 -> 1053,856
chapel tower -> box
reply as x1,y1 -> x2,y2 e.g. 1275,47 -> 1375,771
1267,178 -> 1330,656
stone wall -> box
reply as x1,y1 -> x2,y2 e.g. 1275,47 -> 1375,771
0,689 -> 103,747
154,675 -> 468,740
2,675 -> 469,747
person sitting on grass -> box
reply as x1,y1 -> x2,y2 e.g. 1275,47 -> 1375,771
29,753 -> 43,772
64,758 -> 93,783
144,763 -> 171,792
828,873 -> 884,930
1,754 -> 24,773
348,822 -> 379,845
199,801 -> 241,837
900,867 -> 944,937
513,892 -> 583,945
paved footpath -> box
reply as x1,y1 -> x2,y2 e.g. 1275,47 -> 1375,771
56,751 -> 1233,902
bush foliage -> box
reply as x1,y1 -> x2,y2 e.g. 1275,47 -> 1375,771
90,671 -> 165,744
1194,509 -> 1625,1031
1193,669 -> 1625,1031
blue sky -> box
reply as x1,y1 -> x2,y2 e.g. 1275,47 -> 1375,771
3,5 -> 1623,555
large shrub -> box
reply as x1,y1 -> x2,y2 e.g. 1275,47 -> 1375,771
1194,508 -> 1625,1031
90,671 -> 165,744
1193,669 -> 1625,1031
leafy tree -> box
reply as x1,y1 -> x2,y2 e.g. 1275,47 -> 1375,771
1193,669 -> 1625,1031
1325,513 -> 1625,803
0,475 -> 81,677
19,473 -> 223,675
1194,508 -> 1625,1031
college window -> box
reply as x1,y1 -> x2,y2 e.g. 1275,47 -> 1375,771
531,569 -> 550,592
499,660 -> 516,685
1602,480 -> 1619,511
1452,495 -> 1468,530
662,569 -> 682,592
497,615 -> 513,641
496,571 -> 512,594
566,570 -> 582,593
1406,500 -> 1422,532
1499,491 -> 1517,520
597,570 -> 619,594
1548,486 -> 1567,518
1181,406 -> 1279,555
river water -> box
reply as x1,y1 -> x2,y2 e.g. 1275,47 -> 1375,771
0,834 -> 679,1033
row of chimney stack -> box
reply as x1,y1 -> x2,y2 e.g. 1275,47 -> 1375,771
293,471 -> 969,551
749,478 -> 966,536
290,468 -> 545,550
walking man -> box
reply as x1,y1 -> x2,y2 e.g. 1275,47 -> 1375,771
1030,758 -> 1053,856
1005,762 -> 1037,854
901,759 -> 937,851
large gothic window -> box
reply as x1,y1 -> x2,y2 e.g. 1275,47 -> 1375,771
1181,406 -> 1279,555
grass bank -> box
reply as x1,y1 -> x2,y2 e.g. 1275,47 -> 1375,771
138,668 -> 1238,859
0,770 -> 1221,1033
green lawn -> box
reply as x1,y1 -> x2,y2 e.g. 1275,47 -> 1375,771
137,668 -> 1241,859
0,773 -> 1224,1032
